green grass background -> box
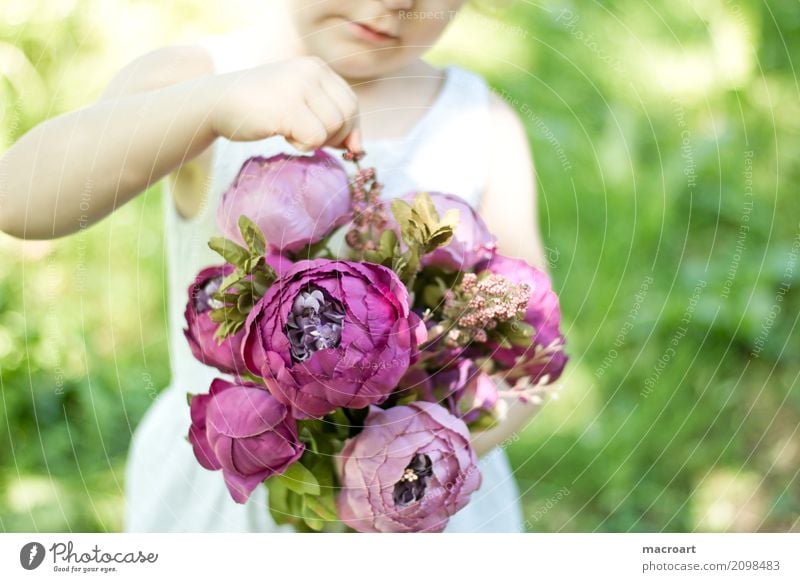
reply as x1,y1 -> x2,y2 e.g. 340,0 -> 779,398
1,0 -> 798,532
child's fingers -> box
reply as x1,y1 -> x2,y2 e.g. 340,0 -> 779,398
322,110 -> 355,151
304,91 -> 346,144
319,78 -> 360,150
320,69 -> 358,111
286,105 -> 328,151
283,63 -> 360,152
343,128 -> 363,154
319,76 -> 359,123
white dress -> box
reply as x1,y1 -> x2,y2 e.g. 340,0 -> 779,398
123,32 -> 525,533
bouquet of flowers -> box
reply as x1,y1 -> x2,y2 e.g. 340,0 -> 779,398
183,149 -> 568,532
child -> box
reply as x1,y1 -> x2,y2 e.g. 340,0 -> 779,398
0,0 -> 547,532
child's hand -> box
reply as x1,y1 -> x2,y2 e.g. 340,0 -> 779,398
209,56 -> 362,152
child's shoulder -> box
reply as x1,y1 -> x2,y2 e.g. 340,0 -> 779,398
447,64 -> 490,90
442,65 -> 518,122
441,65 -> 526,139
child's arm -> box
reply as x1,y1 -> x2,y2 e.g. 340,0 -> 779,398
0,46 -> 218,239
0,49 -> 360,240
472,93 -> 550,457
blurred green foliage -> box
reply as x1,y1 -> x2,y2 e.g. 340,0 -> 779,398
1,0 -> 798,532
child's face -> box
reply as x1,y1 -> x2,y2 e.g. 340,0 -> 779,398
289,0 -> 467,79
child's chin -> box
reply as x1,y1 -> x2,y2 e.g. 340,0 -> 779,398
328,51 -> 412,80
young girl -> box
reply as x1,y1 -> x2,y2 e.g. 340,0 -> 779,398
0,0 -> 547,532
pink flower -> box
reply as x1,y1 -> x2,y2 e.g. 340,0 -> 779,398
479,255 -> 568,385
184,254 -> 293,376
188,378 -> 304,503
414,359 -> 499,424
392,192 -> 497,271
242,259 -> 427,419
336,401 -> 481,532
216,150 -> 351,253
183,264 -> 248,376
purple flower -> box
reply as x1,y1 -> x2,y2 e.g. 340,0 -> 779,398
265,251 -> 295,279
188,378 -> 304,503
242,259 -> 427,419
414,359 -> 499,424
183,264 -> 248,376
479,255 -> 568,385
394,192 -> 497,271
216,150 -> 351,253
184,254 -> 292,376
336,401 -> 482,532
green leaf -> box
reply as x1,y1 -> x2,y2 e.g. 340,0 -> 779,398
379,228 -> 399,254
390,198 -> 413,227
238,215 -> 266,255
413,191 -> 440,228
212,319 -> 236,342
304,493 -> 337,521
207,308 -> 226,324
393,247 -> 421,286
252,267 -> 273,284
391,199 -> 418,246
421,280 -> 445,309
236,292 -> 254,313
208,237 -> 251,268
212,322 -> 229,343
440,208 -> 460,229
495,335 -> 513,349
221,290 -> 241,303
301,497 -> 325,531
208,305 -> 239,324
250,281 -> 267,298
363,250 -> 384,265
424,225 -> 455,253
265,478 -> 293,525
287,486 -> 303,518
275,461 -> 321,496
404,218 -> 426,246
325,409 -> 354,440
298,427 -> 319,454
364,229 -> 399,266
394,391 -> 419,406
467,411 -> 500,432
243,254 -> 265,275
497,320 -> 535,347
217,270 -> 245,293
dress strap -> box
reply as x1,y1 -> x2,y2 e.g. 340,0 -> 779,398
402,65 -> 492,210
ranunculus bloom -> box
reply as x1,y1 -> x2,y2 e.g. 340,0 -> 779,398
216,150 -> 351,253
414,359 -> 499,424
242,259 -> 427,419
394,192 -> 496,271
188,378 -> 304,503
184,264 -> 248,376
336,401 -> 481,532
479,255 -> 568,385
